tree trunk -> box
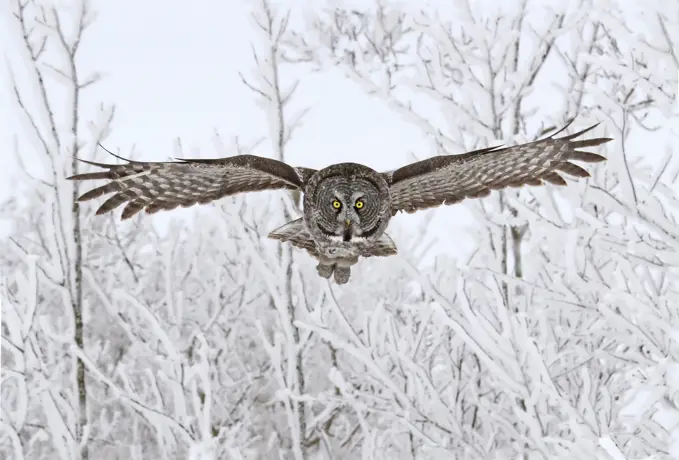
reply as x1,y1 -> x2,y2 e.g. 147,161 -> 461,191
71,90 -> 89,460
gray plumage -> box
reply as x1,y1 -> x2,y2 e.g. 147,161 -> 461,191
68,122 -> 611,284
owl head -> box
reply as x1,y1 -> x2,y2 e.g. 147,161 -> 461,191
303,163 -> 391,245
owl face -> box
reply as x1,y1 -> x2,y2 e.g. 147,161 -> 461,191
303,163 -> 391,245
314,176 -> 383,242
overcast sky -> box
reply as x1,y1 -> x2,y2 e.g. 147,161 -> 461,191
1,0 -> 675,263
0,0 -> 481,262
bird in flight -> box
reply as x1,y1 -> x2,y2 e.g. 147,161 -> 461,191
68,122 -> 611,284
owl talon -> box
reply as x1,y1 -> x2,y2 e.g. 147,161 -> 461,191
334,267 -> 351,284
316,263 -> 334,279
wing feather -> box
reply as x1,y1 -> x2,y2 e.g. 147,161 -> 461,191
68,153 -> 316,219
268,218 -> 318,256
383,123 -> 611,215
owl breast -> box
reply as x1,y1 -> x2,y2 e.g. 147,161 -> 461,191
315,239 -> 369,259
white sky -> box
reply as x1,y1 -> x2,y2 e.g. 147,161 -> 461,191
0,0 -> 477,261
1,0 -> 675,264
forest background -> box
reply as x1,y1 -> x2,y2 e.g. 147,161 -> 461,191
2,0 -> 679,459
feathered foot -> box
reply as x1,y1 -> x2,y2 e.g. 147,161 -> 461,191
316,263 -> 334,279
333,267 -> 351,284
316,263 -> 351,284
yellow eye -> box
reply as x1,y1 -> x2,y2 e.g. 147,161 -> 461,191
332,200 -> 342,209
355,199 -> 364,209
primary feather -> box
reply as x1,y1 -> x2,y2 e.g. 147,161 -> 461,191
382,123 -> 611,215
68,154 -> 315,219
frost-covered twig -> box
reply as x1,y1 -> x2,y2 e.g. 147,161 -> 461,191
238,1 -> 311,457
6,1 -> 115,459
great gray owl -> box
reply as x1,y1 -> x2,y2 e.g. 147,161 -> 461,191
68,122 -> 611,284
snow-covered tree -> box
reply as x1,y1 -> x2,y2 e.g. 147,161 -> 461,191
1,1 -> 114,458
3,0 -> 679,459
283,0 -> 679,458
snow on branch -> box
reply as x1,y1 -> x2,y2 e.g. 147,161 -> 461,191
5,0 -> 679,459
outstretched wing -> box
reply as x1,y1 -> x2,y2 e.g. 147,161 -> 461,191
68,153 -> 317,220
382,123 -> 612,215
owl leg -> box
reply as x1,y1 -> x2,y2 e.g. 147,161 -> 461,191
316,263 -> 334,279
333,266 -> 351,284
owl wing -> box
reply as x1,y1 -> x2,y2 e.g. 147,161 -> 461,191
68,153 -> 317,219
382,123 -> 612,215
268,218 -> 318,256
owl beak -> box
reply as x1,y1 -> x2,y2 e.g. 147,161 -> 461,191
343,219 -> 353,242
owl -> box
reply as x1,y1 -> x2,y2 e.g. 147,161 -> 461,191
68,122 -> 611,284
